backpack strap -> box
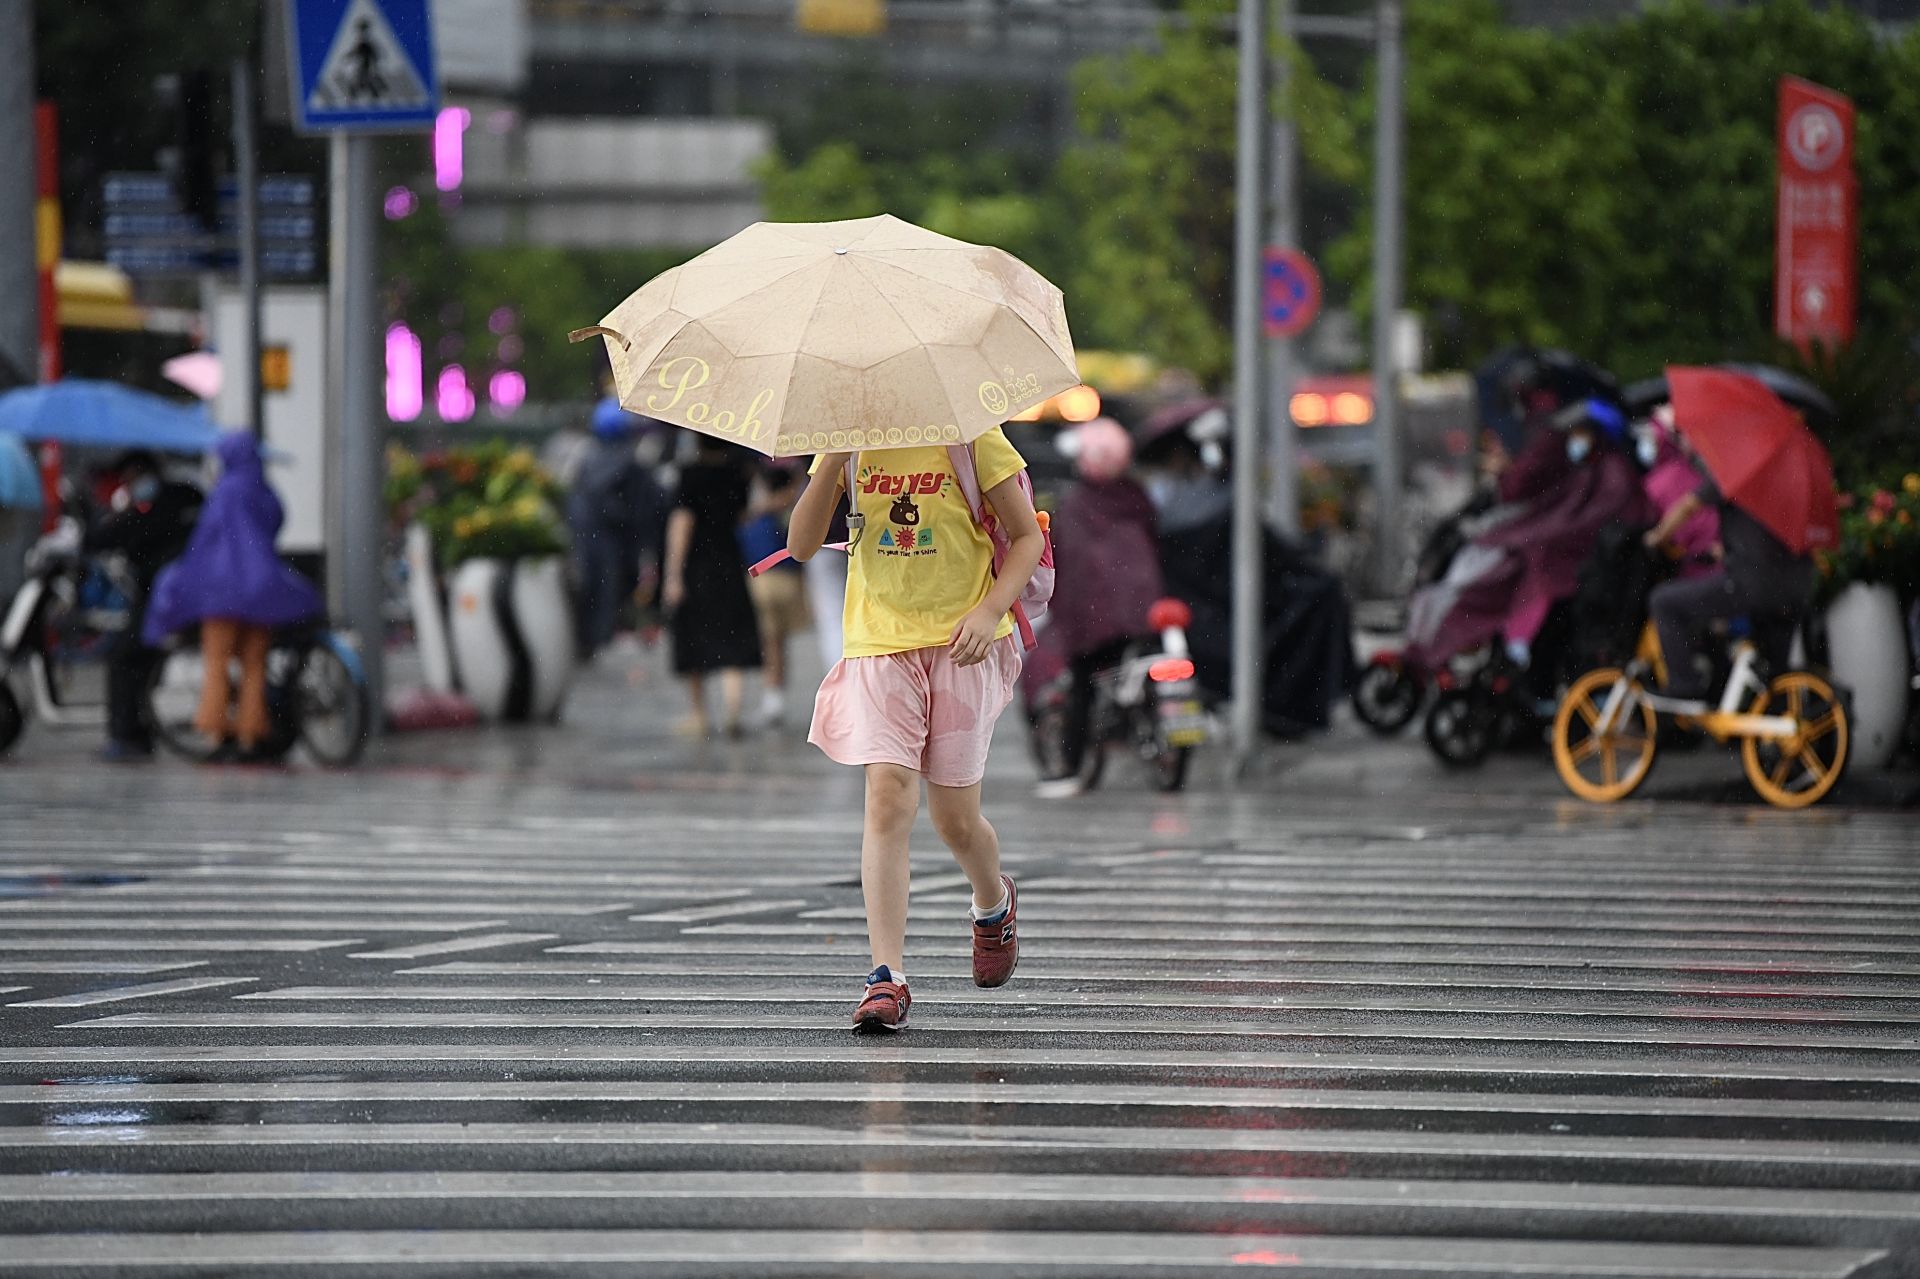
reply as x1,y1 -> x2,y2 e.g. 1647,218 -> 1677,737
945,442 -> 1036,650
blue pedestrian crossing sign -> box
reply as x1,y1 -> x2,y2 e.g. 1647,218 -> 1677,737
287,0 -> 440,134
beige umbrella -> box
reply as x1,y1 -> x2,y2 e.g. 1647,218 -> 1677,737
569,214 -> 1078,457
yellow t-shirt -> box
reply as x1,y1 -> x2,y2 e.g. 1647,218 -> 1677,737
814,428 -> 1026,658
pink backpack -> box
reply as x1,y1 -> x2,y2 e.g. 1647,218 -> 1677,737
749,445 -> 1054,649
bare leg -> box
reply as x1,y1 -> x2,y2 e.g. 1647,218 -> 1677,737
233,624 -> 273,750
763,627 -> 786,693
720,669 -> 746,732
195,618 -> 239,742
927,781 -> 1005,910
682,673 -> 710,734
861,763 -> 920,972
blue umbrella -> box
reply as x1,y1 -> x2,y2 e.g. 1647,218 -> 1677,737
0,432 -> 42,510
0,380 -> 223,454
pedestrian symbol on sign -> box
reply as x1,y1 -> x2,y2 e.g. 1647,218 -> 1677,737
308,0 -> 429,112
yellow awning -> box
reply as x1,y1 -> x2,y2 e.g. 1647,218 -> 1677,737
56,261 -> 146,332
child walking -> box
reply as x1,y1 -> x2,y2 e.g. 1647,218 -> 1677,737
787,427 -> 1045,1031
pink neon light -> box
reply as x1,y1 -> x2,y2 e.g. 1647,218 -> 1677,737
434,107 -> 471,193
385,324 -> 423,422
488,369 -> 527,414
436,364 -> 476,422
383,185 -> 418,220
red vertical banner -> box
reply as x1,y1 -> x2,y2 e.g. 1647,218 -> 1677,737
34,103 -> 60,383
1775,76 -> 1857,349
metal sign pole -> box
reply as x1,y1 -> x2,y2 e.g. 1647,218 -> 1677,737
1369,0 -> 1406,593
337,134 -> 385,719
232,57 -> 266,439
1265,0 -> 1301,538
0,0 -> 37,383
1231,0 -> 1268,773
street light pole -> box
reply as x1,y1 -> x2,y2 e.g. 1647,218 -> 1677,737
1369,0 -> 1406,593
330,135 -> 385,720
1231,0 -> 1268,773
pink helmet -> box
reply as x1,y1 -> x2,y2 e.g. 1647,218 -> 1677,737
1069,416 -> 1133,484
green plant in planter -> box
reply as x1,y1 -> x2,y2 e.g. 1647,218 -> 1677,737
387,442 -> 567,569
1819,472 -> 1920,599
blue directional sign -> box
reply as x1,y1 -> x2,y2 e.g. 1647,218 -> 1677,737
287,0 -> 440,134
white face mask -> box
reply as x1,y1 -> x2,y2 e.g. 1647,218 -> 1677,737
1636,437 -> 1659,468
1566,436 -> 1592,465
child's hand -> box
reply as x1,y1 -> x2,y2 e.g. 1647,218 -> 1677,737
949,605 -> 999,667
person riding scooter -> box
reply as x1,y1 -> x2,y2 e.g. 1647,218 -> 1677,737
1035,418 -> 1164,797
83,451 -> 202,762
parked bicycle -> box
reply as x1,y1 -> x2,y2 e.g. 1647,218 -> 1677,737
143,623 -> 372,767
1551,618 -> 1848,809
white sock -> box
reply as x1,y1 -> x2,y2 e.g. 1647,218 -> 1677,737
970,887 -> 1010,922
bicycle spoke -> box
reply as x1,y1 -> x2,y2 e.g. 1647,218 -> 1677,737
1574,694 -> 1600,728
1601,744 -> 1617,787
1770,752 -> 1794,788
1798,745 -> 1827,779
1571,735 -> 1601,765
1804,709 -> 1840,741
1787,685 -> 1803,720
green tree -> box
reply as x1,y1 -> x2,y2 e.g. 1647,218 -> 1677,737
1063,0 -> 1358,382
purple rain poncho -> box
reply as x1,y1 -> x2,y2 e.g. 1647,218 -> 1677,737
142,433 -> 323,645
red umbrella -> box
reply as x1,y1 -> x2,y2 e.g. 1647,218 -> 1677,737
1665,366 -> 1838,554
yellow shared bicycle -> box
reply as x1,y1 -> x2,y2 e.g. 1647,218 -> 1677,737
1551,622 -> 1849,810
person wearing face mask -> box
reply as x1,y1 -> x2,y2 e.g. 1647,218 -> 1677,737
83,451 -> 204,761
1636,406 -> 1720,581
1405,399 -> 1650,680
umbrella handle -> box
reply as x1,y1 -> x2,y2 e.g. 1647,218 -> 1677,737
568,326 -> 629,350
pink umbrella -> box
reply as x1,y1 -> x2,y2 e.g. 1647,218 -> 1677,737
162,351 -> 223,401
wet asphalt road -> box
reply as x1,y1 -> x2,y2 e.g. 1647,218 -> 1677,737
0,642 -> 1917,1277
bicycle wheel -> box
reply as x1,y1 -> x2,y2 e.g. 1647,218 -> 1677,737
1351,660 -> 1423,735
144,644 -> 223,762
1551,667 -> 1658,803
0,683 -> 22,755
295,638 -> 371,767
1424,688 -> 1496,768
1742,670 -> 1848,809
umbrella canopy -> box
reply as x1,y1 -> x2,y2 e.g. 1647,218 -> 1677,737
1623,363 -> 1837,428
1474,347 -> 1620,453
162,350 -> 224,401
0,380 -> 223,454
1665,366 -> 1838,555
0,433 -> 43,511
571,214 -> 1079,458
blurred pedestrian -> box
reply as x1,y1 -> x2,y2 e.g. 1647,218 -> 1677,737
662,435 -> 761,736
787,427 -> 1043,1031
804,499 -> 850,670
567,398 -> 667,660
84,451 -> 202,761
738,465 -> 810,728
1037,418 -> 1163,796
143,433 -> 322,761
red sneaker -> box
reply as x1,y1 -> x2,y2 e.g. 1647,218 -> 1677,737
851,966 -> 910,1032
972,874 -> 1019,988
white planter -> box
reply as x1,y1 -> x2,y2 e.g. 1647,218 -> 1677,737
448,559 -> 514,720
1825,582 -> 1910,769
404,524 -> 456,694
446,556 -> 577,723
510,555 -> 576,721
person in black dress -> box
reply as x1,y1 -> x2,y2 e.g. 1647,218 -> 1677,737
661,435 -> 763,736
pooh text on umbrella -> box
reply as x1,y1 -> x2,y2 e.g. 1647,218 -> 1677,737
645,356 -> 774,444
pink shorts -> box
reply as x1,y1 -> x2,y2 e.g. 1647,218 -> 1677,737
809,636 -> 1023,788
